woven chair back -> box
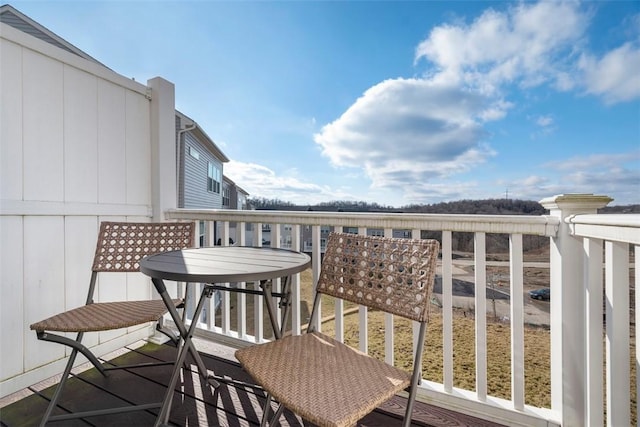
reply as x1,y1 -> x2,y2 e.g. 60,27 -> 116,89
317,232 -> 440,322
91,221 -> 195,272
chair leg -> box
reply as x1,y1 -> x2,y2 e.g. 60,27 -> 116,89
156,318 -> 180,345
402,321 -> 428,427
260,393 -> 284,427
269,403 -> 285,427
36,331 -> 107,376
260,393 -> 272,427
38,346 -> 80,427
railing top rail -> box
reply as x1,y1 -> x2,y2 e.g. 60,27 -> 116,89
166,208 -> 560,236
567,213 -> 640,244
567,213 -> 640,228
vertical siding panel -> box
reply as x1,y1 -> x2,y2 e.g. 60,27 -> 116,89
64,66 -> 98,203
24,216 -> 65,370
0,216 -> 24,379
125,90 -> 151,205
0,39 -> 23,201
63,217 -> 100,349
97,79 -> 126,204
23,50 -> 63,202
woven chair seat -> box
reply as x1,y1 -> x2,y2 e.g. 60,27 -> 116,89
30,299 -> 182,333
236,331 -> 411,427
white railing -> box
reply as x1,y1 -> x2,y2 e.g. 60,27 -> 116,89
164,194 -> 637,427
565,213 -> 639,427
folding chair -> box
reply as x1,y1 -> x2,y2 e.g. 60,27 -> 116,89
236,232 -> 440,427
30,221 -> 195,426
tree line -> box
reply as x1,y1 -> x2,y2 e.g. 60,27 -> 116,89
247,197 -> 638,253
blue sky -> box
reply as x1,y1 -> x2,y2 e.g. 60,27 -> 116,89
11,1 -> 640,206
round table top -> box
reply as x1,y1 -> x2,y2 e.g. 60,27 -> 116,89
140,246 -> 311,283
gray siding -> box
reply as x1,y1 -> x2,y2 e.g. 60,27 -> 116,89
1,10 -> 76,55
176,115 -> 186,208
183,133 -> 223,209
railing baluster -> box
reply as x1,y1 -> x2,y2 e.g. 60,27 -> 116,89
605,240 -> 630,426
271,223 -> 282,333
475,231 -> 487,401
442,230 -> 453,393
254,223 -> 264,342
290,225 -> 302,336
584,236 -> 603,427
358,227 -> 368,354
334,226 -> 344,342
237,222 -> 247,340
509,233 -> 524,410
636,245 -> 639,422
411,228 -> 423,379
311,225 -> 321,332
384,227 -> 394,365
220,221 -> 230,335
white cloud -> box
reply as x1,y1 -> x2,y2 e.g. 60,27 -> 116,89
224,160 -> 359,204
313,78 -> 497,195
544,151 -> 640,171
579,42 -> 640,104
536,115 -> 554,128
415,2 -> 589,94
509,151 -> 640,204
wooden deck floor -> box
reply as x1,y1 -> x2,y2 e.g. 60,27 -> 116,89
0,341 -> 504,427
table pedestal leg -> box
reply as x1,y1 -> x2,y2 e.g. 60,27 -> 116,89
261,275 -> 291,339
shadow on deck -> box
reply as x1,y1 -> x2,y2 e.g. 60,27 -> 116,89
0,341 -> 504,427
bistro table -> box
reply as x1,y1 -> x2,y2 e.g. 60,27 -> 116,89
140,246 -> 311,427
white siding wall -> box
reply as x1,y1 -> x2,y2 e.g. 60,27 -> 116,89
0,23 -> 175,397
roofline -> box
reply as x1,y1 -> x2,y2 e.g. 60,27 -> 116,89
176,110 -> 229,163
0,4 -> 110,69
223,175 -> 249,196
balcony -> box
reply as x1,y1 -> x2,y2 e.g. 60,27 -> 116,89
0,338 -> 505,426
1,194 -> 637,427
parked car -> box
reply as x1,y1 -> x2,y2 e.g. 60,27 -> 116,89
529,287 -> 550,301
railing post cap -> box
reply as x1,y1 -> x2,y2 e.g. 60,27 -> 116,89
539,193 -> 613,212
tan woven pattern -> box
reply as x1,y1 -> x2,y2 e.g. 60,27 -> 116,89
236,331 -> 411,427
30,299 -> 182,333
92,222 -> 195,272
318,232 -> 440,322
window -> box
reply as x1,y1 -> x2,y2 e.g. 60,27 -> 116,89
207,163 -> 221,193
222,186 -> 230,206
189,146 -> 200,160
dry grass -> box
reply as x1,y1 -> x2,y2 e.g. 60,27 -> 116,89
320,307 -> 552,408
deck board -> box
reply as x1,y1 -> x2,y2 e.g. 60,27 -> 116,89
0,342 -> 504,427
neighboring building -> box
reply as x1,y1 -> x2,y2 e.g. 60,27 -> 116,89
175,110 -> 229,210
221,176 -> 250,245
222,175 -> 249,210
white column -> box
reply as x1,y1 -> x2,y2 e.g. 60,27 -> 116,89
539,193 -> 612,426
148,77 -> 176,221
